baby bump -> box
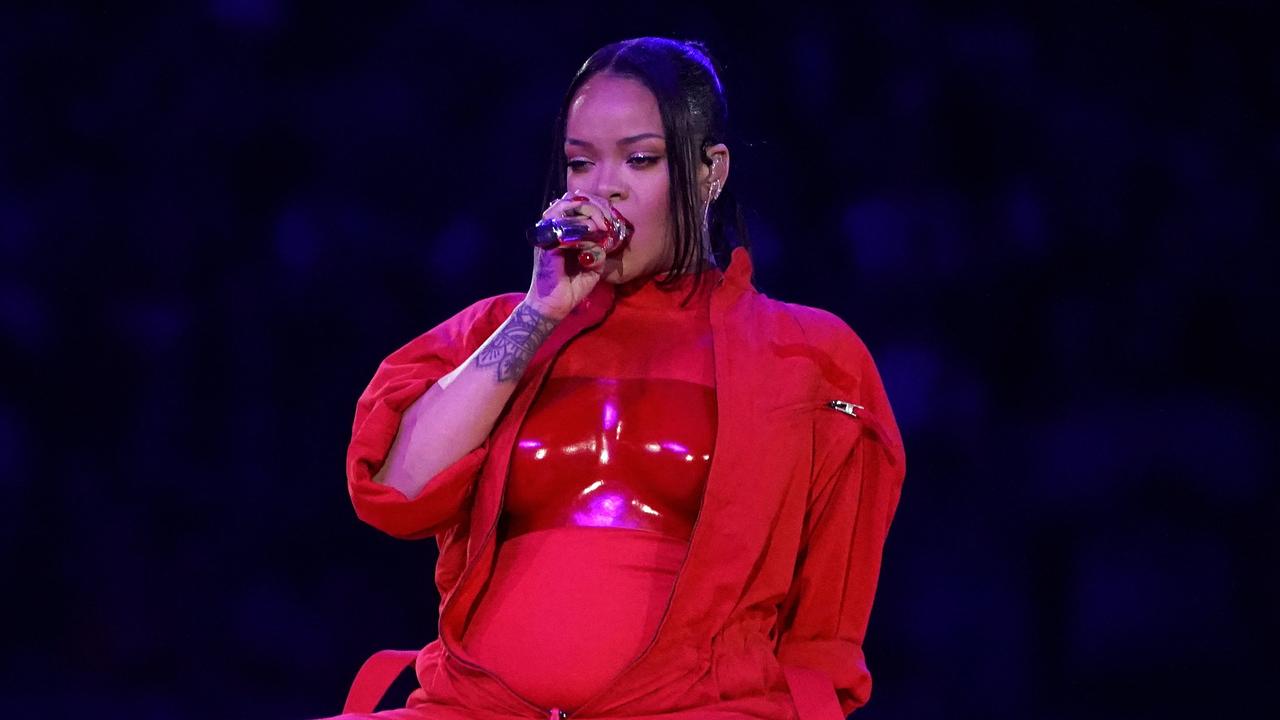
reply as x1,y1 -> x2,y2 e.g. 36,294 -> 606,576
459,526 -> 687,711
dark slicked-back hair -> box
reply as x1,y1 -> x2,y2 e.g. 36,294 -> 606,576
544,37 -> 751,301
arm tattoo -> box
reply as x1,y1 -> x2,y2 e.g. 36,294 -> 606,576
475,303 -> 558,382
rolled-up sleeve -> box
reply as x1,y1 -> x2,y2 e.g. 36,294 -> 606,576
345,294 -> 521,540
777,321 -> 906,717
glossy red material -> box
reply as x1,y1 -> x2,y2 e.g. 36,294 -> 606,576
503,376 -> 715,540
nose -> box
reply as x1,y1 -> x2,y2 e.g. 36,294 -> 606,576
591,164 -> 627,204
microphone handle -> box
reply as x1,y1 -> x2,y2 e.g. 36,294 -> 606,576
527,218 -> 608,249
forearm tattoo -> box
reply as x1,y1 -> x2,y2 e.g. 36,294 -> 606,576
475,303 -> 558,382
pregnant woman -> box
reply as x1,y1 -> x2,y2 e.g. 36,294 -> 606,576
330,36 -> 905,720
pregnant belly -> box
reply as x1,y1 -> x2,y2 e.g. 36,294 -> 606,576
460,526 -> 687,711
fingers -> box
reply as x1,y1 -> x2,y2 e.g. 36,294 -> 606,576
535,236 -> 605,274
542,190 -> 614,233
541,192 -> 575,220
575,243 -> 605,268
570,191 -> 615,231
542,200 -> 601,234
557,238 -> 604,265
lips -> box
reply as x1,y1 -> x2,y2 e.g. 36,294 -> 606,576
604,206 -> 635,255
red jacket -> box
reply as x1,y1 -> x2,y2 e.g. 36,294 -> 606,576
346,247 -> 906,720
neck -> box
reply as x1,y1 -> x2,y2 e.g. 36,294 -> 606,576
612,263 -> 722,314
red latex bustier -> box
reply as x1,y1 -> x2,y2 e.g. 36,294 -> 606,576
500,267 -> 723,542
502,376 -> 715,541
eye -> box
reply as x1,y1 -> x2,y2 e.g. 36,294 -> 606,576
627,154 -> 661,168
567,159 -> 592,173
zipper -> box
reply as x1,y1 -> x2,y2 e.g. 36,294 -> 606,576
826,399 -> 863,418
574,397 -> 857,715
572,292 -> 728,717
827,398 -> 896,449
437,636 -> 548,717
436,479 -> 557,718
437,291 -> 724,719
569,485 -> 708,717
435,343 -> 586,717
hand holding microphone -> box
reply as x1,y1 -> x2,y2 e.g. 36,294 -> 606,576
523,191 -> 630,322
528,194 -> 634,262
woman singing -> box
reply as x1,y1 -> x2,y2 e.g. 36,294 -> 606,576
330,37 -> 905,720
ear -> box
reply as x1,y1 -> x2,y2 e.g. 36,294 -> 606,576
700,143 -> 731,203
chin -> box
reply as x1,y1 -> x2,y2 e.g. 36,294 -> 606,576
601,249 -> 643,284
601,265 -> 631,284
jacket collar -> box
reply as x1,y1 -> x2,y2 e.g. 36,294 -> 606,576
550,246 -> 756,341
722,245 -> 755,290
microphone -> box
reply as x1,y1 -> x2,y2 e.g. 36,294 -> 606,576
527,200 -> 635,254
527,217 -> 602,248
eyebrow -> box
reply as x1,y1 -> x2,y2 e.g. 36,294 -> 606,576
565,133 -> 665,148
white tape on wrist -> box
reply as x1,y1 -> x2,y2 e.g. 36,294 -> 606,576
436,363 -> 464,391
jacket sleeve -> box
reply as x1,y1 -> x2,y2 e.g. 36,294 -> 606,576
345,294 -> 521,540
776,319 -> 906,718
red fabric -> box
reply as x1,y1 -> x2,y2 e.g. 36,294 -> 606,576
343,650 -> 418,714
458,270 -> 718,713
782,666 -> 845,720
461,527 -> 687,710
498,264 -> 718,540
342,248 -> 906,719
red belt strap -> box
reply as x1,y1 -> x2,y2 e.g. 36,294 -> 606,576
342,650 -> 841,718
342,649 -> 419,714
782,665 -> 845,720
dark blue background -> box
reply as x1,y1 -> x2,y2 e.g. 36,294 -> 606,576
1,2 -> 1275,719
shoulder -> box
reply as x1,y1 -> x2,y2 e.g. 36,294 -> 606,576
736,293 -> 884,403
747,294 -> 906,456
750,294 -> 873,363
